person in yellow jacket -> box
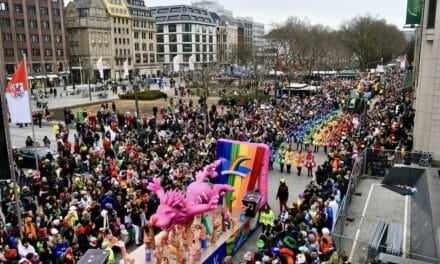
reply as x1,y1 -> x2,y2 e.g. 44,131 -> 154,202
295,149 -> 304,176
102,241 -> 115,264
284,146 -> 294,174
259,204 -> 274,234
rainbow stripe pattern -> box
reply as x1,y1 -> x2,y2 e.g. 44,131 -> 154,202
216,139 -> 270,209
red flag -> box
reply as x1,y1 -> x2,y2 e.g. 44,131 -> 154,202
5,59 -> 31,123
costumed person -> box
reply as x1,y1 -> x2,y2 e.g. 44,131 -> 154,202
284,145 -> 294,174
276,179 -> 289,213
305,149 -> 316,177
259,204 -> 274,234
295,149 -> 304,176
276,146 -> 286,173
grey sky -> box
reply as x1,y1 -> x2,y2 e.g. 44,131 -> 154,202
146,0 -> 407,30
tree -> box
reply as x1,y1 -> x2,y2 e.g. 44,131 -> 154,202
237,44 -> 253,65
340,15 -> 406,67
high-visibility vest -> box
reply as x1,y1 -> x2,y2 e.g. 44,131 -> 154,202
259,210 -> 274,226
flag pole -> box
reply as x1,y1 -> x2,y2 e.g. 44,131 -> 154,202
0,62 -> 24,239
23,54 -> 40,171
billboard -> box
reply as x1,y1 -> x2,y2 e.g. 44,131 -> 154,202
406,0 -> 422,24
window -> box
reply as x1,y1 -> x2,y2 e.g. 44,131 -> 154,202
54,22 -> 61,30
150,54 -> 155,63
149,33 -> 153,39
15,19 -> 24,27
43,35 -> 51,43
28,5 -> 36,14
42,21 -> 50,29
45,63 -> 54,73
40,7 -> 48,15
0,2 -> 8,11
55,49 -> 63,56
135,53 -> 141,63
202,35 -> 206,42
182,34 -> 192,42
203,45 -> 207,52
0,18 -> 10,27
196,54 -> 200,62
209,35 -> 213,43
157,44 -> 164,53
55,36 -> 62,43
143,53 -> 148,63
149,43 -> 153,51
182,23 -> 191,32
135,43 -> 139,51
168,24 -> 176,32
195,44 -> 200,52
169,34 -> 177,42
3,33 -> 12,42
134,32 -> 139,39
52,8 -> 60,16
169,44 -> 177,52
29,20 -> 37,28
427,0 -> 437,28
31,35 -> 38,42
195,35 -> 200,42
183,44 -> 192,52
17,34 -> 26,42
19,49 -> 27,56
142,43 -> 146,51
4,49 -> 14,56
14,4 -> 22,13
142,32 -> 146,39
45,49 -> 52,56
32,49 -> 40,57
32,64 -> 42,74
157,35 -> 163,43
157,24 -> 163,33
157,54 -> 164,62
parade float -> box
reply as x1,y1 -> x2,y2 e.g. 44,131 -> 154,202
128,139 -> 270,263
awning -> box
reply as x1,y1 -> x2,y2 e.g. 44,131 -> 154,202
47,74 -> 58,79
58,71 -> 70,75
34,75 -> 47,79
28,76 -> 34,80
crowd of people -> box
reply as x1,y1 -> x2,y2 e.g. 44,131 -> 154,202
247,71 -> 414,264
1,68 -> 414,264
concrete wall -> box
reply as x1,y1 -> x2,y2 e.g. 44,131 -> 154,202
413,2 -> 440,162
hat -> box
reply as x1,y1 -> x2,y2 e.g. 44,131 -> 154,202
298,246 -> 310,253
280,178 -> 286,184
256,239 -> 265,249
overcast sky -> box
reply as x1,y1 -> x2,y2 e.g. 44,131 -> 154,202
145,0 -> 407,31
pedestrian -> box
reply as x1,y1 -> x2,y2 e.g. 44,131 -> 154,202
276,147 -> 285,173
284,145 -> 294,174
36,112 -> 42,128
276,178 -> 289,213
43,136 -> 51,149
295,149 -> 304,176
305,149 -> 316,177
259,204 -> 274,234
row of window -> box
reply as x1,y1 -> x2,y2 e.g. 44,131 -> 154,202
3,33 -> 62,43
157,53 -> 213,63
0,3 -> 60,16
157,34 -> 214,43
4,62 -> 59,76
113,27 -> 129,34
132,19 -> 154,29
114,38 -> 130,45
134,43 -> 154,52
157,44 -> 214,53
4,48 -> 63,57
115,48 -> 131,56
113,17 -> 129,25
157,24 -> 212,34
0,18 -> 61,30
133,31 -> 154,40
134,53 -> 155,63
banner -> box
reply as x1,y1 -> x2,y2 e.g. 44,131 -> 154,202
5,59 -> 32,124
123,59 -> 129,78
173,55 -> 180,72
189,55 -> 195,71
406,0 -> 422,24
96,57 -> 104,79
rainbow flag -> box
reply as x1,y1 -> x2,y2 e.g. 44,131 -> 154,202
216,139 -> 270,209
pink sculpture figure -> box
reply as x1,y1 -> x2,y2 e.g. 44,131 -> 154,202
148,160 -> 235,230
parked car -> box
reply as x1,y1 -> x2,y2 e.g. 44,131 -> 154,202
18,146 -> 57,169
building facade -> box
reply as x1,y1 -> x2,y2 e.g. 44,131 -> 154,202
65,0 -> 112,82
150,5 -> 217,72
413,0 -> 440,162
126,0 -> 157,78
0,0 -> 68,89
236,17 -> 253,49
192,0 -> 233,17
253,21 -> 265,62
